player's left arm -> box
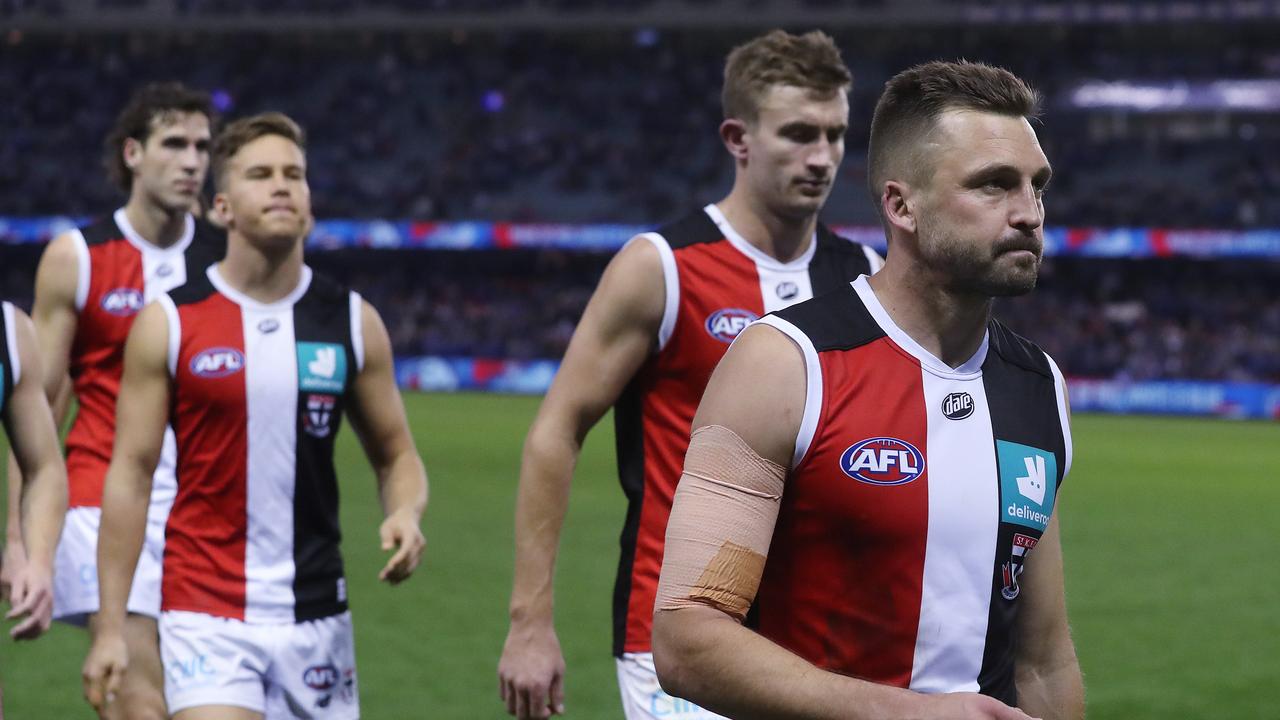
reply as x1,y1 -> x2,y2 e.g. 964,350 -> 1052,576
346,299 -> 428,585
3,307 -> 68,640
1013,512 -> 1084,719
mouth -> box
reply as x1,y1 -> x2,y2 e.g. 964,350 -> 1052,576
995,237 -> 1042,259
174,181 -> 199,194
795,179 -> 829,195
264,205 -> 297,215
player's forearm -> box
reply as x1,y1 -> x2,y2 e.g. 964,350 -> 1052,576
95,465 -> 151,634
20,463 -> 67,568
4,453 -> 22,546
1015,646 -> 1084,720
377,449 -> 427,523
507,424 -> 579,624
653,607 -> 925,720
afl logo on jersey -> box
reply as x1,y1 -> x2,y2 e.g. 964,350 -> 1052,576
704,308 -> 759,344
942,392 -> 975,420
100,288 -> 144,317
190,347 -> 245,378
840,437 -> 925,486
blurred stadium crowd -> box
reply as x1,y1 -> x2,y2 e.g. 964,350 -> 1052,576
1,11 -> 1276,386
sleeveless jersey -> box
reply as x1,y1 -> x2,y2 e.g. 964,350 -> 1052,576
0,302 -> 20,423
158,265 -> 363,623
64,209 -> 225,508
612,204 -> 882,655
754,275 -> 1072,704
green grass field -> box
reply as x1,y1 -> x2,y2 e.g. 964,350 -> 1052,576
2,394 -> 1277,718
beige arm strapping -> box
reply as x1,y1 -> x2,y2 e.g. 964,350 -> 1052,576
655,424 -> 786,621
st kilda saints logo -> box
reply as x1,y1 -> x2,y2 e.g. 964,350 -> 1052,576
1001,532 -> 1039,600
303,394 -> 337,438
942,391 -> 974,420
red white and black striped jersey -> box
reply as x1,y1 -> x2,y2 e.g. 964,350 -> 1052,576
158,265 -> 363,623
64,209 -> 225,508
612,204 -> 882,656
753,275 -> 1072,704
0,302 -> 20,423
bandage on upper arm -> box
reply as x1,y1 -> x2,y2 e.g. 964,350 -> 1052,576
655,424 -> 785,621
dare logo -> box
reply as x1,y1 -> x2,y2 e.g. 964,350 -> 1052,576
942,392 -> 975,420
839,437 -> 926,486
704,308 -> 759,344
190,347 -> 245,378
100,288 -> 144,317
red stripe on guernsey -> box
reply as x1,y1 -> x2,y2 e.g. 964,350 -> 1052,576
623,239 -> 763,653
164,294 -> 249,619
66,237 -> 143,507
755,337 -> 929,687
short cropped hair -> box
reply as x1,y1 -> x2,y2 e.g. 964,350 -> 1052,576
104,82 -> 215,193
211,112 -> 306,190
722,29 -> 852,124
867,60 -> 1041,214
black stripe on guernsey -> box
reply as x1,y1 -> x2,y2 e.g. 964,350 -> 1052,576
770,282 -> 886,353
80,216 -> 125,245
657,208 -> 726,250
807,226 -> 874,296
291,274 -> 355,622
186,220 -> 228,275
0,306 -> 14,423
976,319 -> 1065,704
611,376 -> 646,656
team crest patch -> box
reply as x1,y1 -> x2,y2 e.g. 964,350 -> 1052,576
839,437 -> 925,486
1001,532 -> 1039,600
303,394 -> 337,438
997,440 -> 1057,531
100,288 -> 144,317
190,347 -> 245,378
704,308 -> 758,343
297,342 -> 347,393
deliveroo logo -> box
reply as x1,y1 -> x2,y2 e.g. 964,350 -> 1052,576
297,342 -> 346,393
997,440 -> 1057,532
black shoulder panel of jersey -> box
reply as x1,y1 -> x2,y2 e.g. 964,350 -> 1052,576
79,215 -> 124,246
294,270 -> 354,341
188,219 -> 228,267
167,267 -> 218,307
300,271 -> 350,310
985,317 -> 1052,379
808,224 -> 875,297
771,282 -> 885,353
654,208 -> 725,250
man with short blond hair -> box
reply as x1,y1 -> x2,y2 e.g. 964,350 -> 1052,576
653,60 -> 1084,720
498,29 -> 882,720
82,112 -> 429,720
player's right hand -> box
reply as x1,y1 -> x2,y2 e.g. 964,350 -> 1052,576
81,632 -> 129,714
498,621 -> 566,719
919,692 -> 1041,720
0,540 -> 26,601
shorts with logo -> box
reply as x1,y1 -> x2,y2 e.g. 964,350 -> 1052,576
159,610 -> 359,718
51,504 -> 168,624
616,652 -> 728,720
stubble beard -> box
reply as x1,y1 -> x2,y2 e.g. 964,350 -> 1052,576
917,217 -> 1041,298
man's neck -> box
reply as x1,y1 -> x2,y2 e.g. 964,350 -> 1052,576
715,190 -> 817,264
867,262 -> 992,369
216,235 -> 305,305
123,196 -> 188,249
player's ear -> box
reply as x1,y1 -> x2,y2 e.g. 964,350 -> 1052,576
211,192 -> 233,228
720,118 -> 749,162
882,180 -> 917,235
123,137 -> 144,172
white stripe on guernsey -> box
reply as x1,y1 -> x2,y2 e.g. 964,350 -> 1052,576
70,229 -> 91,312
1044,353 -> 1074,479
114,209 -> 196,290
910,371 -> 999,694
862,245 -> 885,274
703,204 -> 817,272
752,315 -> 822,469
156,294 -> 181,379
242,305 -> 299,623
636,233 -> 679,352
2,302 -> 19,385
349,291 -> 365,372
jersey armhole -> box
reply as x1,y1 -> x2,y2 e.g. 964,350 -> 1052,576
70,229 -> 91,312
349,291 -> 365,373
156,295 -> 181,378
753,315 -> 823,470
1044,352 -> 1073,481
634,232 -> 678,352
2,301 -> 19,386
